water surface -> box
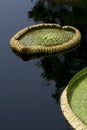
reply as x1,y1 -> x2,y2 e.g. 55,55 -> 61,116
0,0 -> 87,130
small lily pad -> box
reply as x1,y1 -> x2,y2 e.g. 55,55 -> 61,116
61,67 -> 87,130
19,28 -> 74,47
10,23 -> 81,55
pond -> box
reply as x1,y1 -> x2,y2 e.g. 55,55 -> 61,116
0,0 -> 87,129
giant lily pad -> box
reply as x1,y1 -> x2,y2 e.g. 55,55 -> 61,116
10,23 -> 81,55
61,67 -> 87,130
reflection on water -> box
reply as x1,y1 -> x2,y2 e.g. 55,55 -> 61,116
12,45 -> 87,105
10,0 -> 87,129
36,44 -> 87,103
47,0 -> 87,8
28,0 -> 87,128
29,0 -> 87,25
29,0 -> 87,90
12,0 -> 87,108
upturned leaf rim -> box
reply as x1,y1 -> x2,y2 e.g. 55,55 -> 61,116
10,23 -> 81,55
61,67 -> 87,130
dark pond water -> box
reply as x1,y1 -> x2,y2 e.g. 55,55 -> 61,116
1,0 -> 87,129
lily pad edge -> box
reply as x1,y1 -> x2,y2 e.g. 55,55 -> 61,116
10,23 -> 81,55
60,67 -> 87,130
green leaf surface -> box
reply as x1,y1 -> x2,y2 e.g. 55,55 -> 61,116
19,28 -> 74,47
67,67 -> 87,124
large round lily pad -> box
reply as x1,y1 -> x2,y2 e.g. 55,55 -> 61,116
10,23 -> 81,55
61,67 -> 87,130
